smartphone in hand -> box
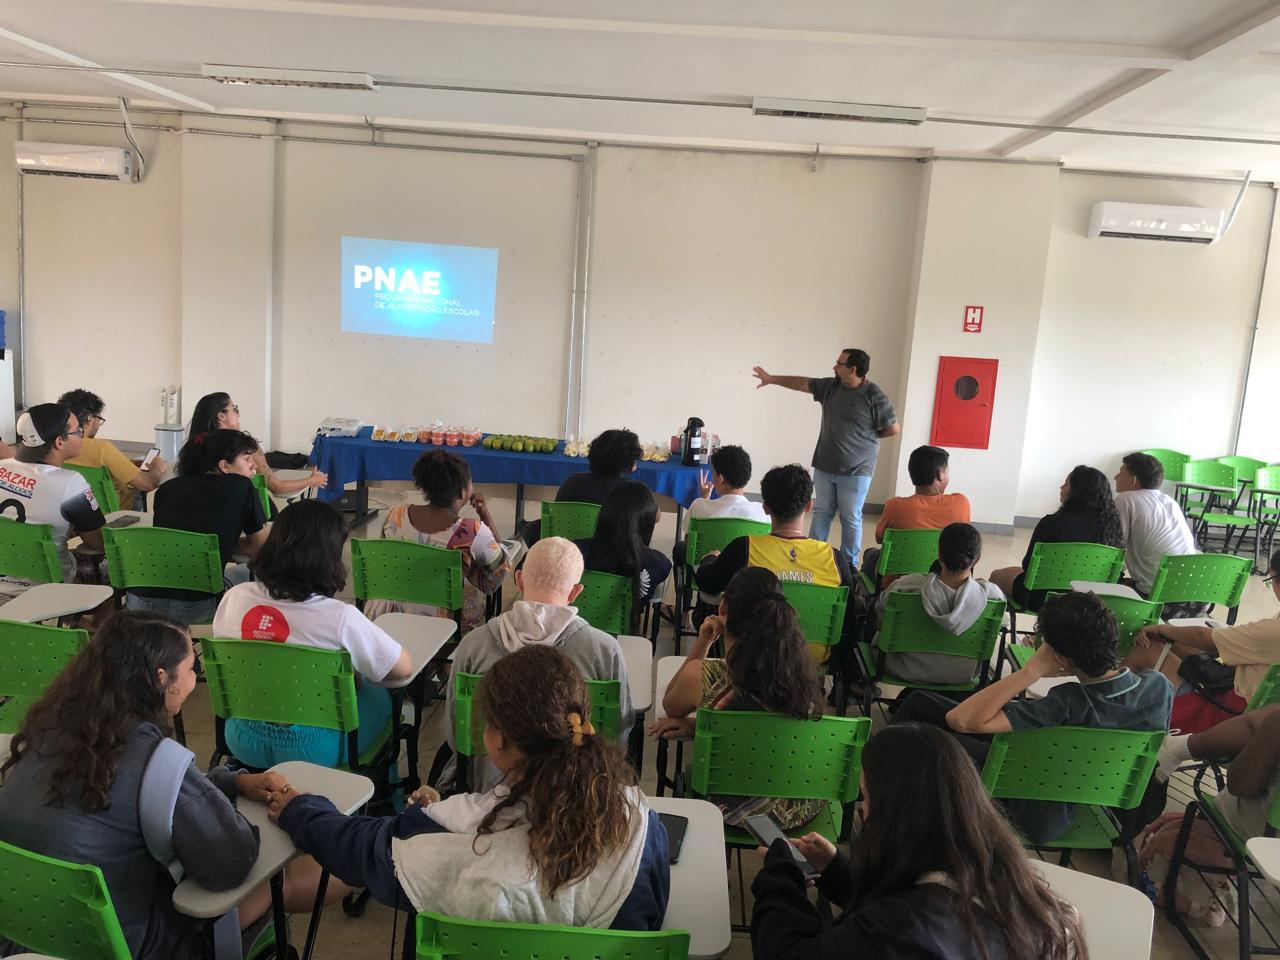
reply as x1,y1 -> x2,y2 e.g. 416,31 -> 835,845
742,813 -> 820,879
140,446 -> 161,471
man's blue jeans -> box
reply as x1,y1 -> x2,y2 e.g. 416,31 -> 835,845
810,468 -> 872,568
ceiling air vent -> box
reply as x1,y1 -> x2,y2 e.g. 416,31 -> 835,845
202,65 -> 377,90
751,97 -> 926,125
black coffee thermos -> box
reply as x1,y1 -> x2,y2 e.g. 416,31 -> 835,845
680,417 -> 706,467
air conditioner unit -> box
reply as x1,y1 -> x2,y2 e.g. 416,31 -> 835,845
14,141 -> 137,183
1088,201 -> 1224,244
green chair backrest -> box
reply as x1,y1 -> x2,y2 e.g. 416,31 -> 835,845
779,581 -> 849,648
540,501 -> 601,542
1217,456 -> 1266,485
416,912 -> 689,960
876,527 -> 942,577
0,622 -> 90,733
982,726 -> 1164,810
1147,554 -> 1251,609
690,709 -> 870,804
0,839 -> 130,960
1247,664 -> 1280,712
453,671 -> 621,757
250,473 -> 272,516
1141,448 -> 1190,484
350,538 -> 463,611
1254,466 -> 1280,494
0,517 -> 63,583
575,570 -> 634,636
1182,459 -> 1237,490
877,593 -> 1005,663
1022,542 -> 1125,592
1094,595 -> 1163,658
202,637 -> 359,733
64,462 -> 120,515
103,526 -> 223,594
684,516 -> 770,566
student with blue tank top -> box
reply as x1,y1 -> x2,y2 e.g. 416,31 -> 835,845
212,499 -> 413,768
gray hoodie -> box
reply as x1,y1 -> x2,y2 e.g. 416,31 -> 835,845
445,601 -> 634,792
873,573 -> 1005,685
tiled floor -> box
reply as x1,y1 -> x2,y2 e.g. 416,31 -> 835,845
175,483 -> 1280,960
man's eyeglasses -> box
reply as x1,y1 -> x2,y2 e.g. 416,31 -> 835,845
89,414 -> 106,425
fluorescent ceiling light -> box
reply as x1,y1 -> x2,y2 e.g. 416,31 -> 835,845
201,64 -> 377,90
752,97 -> 926,125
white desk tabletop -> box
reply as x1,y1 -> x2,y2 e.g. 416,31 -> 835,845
654,656 -> 686,720
1027,675 -> 1078,699
648,795 -> 731,960
1031,859 -> 1153,960
1247,836 -> 1280,886
173,761 -> 373,919
1070,581 -> 1143,601
619,634 -> 654,712
1168,617 -> 1221,629
373,612 -> 457,688
0,583 -> 114,623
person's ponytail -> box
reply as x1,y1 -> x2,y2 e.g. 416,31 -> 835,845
722,567 -> 821,719
176,429 -> 259,476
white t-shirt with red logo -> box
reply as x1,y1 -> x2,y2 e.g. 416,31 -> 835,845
213,581 -> 403,683
0,458 -> 105,582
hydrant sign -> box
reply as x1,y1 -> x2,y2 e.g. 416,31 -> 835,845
963,305 -> 984,333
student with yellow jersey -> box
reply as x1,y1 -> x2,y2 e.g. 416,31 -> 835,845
694,463 -> 854,661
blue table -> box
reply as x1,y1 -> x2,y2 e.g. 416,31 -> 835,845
311,427 -> 705,534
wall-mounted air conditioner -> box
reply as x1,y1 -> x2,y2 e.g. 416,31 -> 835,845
14,141 -> 137,182
1088,201 -> 1224,244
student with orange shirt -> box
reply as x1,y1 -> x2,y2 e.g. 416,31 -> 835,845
864,446 -> 969,583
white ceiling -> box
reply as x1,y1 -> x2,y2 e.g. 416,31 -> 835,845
4,0 -> 1280,175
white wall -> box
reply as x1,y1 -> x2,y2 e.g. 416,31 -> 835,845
1016,174 -> 1274,518
586,146 -> 921,504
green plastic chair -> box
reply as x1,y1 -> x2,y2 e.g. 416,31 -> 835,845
1141,448 -> 1190,485
103,526 -> 224,595
350,538 -> 464,621
1248,465 -> 1280,573
415,912 -> 689,960
981,725 -> 1164,877
684,709 -> 870,845
575,569 -> 635,637
1246,664 -> 1280,712
1148,553 -> 1252,625
540,501 -> 601,542
0,621 -> 89,733
202,637 -> 393,774
64,462 -> 121,515
1218,456 -> 1266,486
857,595 -> 1005,713
779,581 -> 849,655
1006,593 -> 1162,669
250,473 -> 273,517
0,517 -> 64,583
684,516 -> 771,567
857,527 -> 942,595
1179,459 -> 1238,529
0,840 -> 130,960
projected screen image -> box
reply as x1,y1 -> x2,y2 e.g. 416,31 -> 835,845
341,236 -> 500,344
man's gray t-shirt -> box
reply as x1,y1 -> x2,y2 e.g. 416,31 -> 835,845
808,377 -> 897,477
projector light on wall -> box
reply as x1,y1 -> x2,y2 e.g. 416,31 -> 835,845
751,97 -> 926,124
201,64 -> 377,90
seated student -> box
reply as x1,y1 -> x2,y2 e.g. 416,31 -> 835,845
864,444 -> 970,584
894,591 -> 1172,844
694,463 -> 854,659
444,537 -> 632,792
750,723 -> 1086,960
60,387 -> 168,506
267,646 -> 669,951
989,465 -> 1123,610
573,480 -> 673,619
522,428 -> 642,545
651,566 -> 825,830
870,522 -> 1004,687
0,405 -> 105,600
127,429 -> 269,624
188,391 -> 327,498
365,450 -> 508,634
687,444 -> 768,526
213,499 -> 412,768
1113,451 -> 1199,605
0,610 -> 342,960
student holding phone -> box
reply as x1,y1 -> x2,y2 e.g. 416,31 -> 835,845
750,724 -> 1088,960
61,388 -> 169,506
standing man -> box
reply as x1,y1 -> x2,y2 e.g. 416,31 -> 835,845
753,347 -> 899,568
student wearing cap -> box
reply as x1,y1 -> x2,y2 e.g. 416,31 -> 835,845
0,403 -> 106,595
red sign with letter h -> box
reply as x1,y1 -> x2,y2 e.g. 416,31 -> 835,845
963,305 -> 984,333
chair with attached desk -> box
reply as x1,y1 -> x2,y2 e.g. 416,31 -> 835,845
856,527 -> 941,596
777,580 -> 850,707
1147,553 -> 1252,626
350,538 -> 463,628
1248,465 -> 1280,573
416,912 -> 689,960
1006,594 -> 1163,670
0,518 -> 113,624
575,569 -> 636,638
540,500 -> 601,541
0,839 -> 130,960
1142,448 -> 1191,485
102,526 -> 224,614
981,725 -> 1164,883
1180,460 -> 1251,553
0,621 -> 89,734
64,462 -> 121,516
675,517 -> 771,652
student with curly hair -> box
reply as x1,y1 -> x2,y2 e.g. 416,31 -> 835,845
212,499 -> 413,768
267,646 -> 669,951
894,591 -> 1172,843
522,428 -> 643,545
366,450 -> 508,633
751,723 -> 1088,960
989,465 -> 1124,611
61,387 -> 168,504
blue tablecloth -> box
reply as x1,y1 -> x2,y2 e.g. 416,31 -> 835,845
311,427 -> 706,508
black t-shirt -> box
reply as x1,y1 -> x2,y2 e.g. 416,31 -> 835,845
1014,506 -> 1113,609
556,472 -> 625,506
135,474 -> 267,599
